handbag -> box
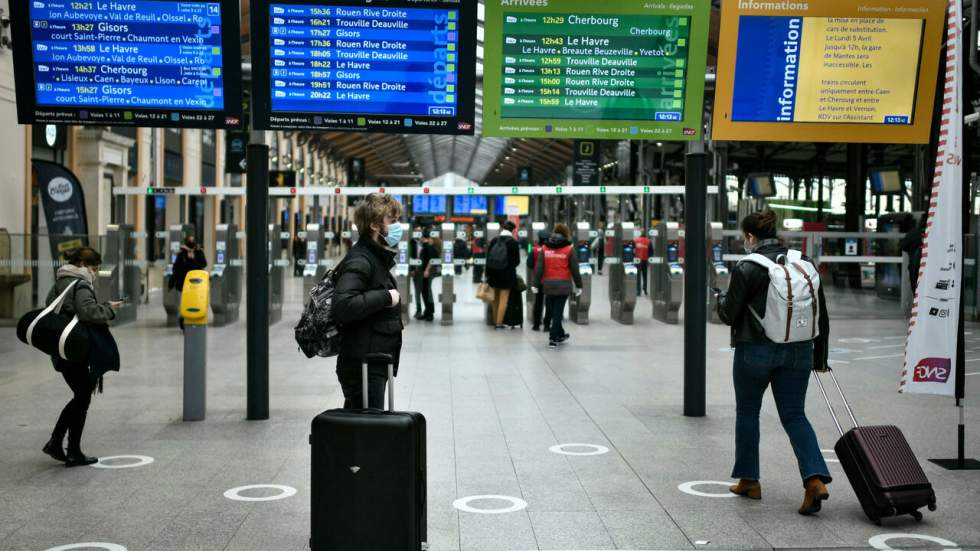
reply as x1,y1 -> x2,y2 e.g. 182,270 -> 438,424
17,280 -> 90,362
476,282 -> 494,303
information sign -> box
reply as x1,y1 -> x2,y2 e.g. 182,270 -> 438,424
250,0 -> 477,134
10,0 -> 243,127
712,0 -> 946,143
482,0 -> 709,140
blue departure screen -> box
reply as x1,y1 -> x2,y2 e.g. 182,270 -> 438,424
270,4 -> 459,115
29,0 -> 226,112
454,195 -> 487,215
413,195 -> 446,214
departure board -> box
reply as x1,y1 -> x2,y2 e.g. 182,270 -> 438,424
712,0 -> 946,144
483,0 -> 710,140
10,0 -> 243,127
251,0 -> 477,134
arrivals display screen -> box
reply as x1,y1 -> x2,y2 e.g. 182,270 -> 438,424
712,0 -> 946,144
250,0 -> 477,134
746,173 -> 776,198
454,195 -> 488,215
10,0 -> 243,127
413,195 -> 446,214
482,0 -> 710,140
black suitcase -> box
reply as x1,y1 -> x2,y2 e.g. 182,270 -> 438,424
504,287 -> 523,328
814,369 -> 936,525
311,353 -> 427,551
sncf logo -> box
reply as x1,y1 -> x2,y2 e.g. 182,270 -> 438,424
912,357 -> 952,383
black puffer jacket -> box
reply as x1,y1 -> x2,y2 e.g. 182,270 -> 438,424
333,237 -> 403,374
718,240 -> 830,369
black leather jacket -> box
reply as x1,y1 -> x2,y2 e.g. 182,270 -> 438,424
718,240 -> 830,369
333,237 -> 403,374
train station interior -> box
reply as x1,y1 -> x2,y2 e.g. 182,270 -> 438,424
1,0 -> 979,550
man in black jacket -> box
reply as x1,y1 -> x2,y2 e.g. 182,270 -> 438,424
332,194 -> 403,409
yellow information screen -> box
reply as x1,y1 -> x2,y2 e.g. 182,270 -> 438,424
713,0 -> 946,144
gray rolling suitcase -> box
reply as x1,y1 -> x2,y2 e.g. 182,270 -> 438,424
311,353 -> 427,550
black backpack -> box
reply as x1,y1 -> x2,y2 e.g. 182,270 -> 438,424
486,238 -> 510,270
295,268 -> 343,358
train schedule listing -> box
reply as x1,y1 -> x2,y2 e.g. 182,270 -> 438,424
17,0 -> 241,127
731,16 -> 925,125
255,1 -> 476,134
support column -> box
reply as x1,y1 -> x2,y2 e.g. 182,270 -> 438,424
684,146 -> 708,418
246,143 -> 270,421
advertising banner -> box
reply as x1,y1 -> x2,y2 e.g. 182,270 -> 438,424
901,0 -> 962,396
34,160 -> 89,260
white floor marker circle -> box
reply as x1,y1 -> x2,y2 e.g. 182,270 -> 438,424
821,449 -> 841,463
453,495 -> 528,514
90,455 -> 154,469
677,481 -> 739,498
549,443 -> 610,456
223,484 -> 297,502
44,544 -> 127,551
869,533 -> 959,551
839,337 -> 874,344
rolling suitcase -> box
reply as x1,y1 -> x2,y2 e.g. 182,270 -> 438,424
311,353 -> 427,551
504,287 -> 523,328
813,368 -> 936,525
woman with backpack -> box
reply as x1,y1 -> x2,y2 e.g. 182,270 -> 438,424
485,220 -> 521,329
43,247 -> 122,466
718,210 -> 832,515
532,224 -> 583,349
332,194 -> 404,409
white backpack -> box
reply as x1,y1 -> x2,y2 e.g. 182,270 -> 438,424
739,250 -> 821,343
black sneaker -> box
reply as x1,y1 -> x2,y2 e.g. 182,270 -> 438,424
532,325 -> 540,331
548,341 -> 558,349
422,315 -> 434,322
414,312 -> 423,319
65,452 -> 98,467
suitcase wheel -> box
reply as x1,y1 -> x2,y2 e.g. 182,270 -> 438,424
911,511 -> 923,522
928,503 -> 937,512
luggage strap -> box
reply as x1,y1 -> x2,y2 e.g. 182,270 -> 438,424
26,280 -> 78,347
812,368 -> 860,437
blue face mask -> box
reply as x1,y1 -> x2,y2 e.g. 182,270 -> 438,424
384,223 -> 403,247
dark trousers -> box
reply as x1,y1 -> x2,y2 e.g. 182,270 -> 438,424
533,291 -> 545,327
545,294 -> 568,341
637,262 -> 649,296
337,359 -> 389,410
52,360 -> 95,453
421,276 -> 435,317
412,271 -> 424,315
472,264 -> 484,284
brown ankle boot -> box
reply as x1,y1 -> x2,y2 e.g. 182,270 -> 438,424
729,479 -> 762,499
799,477 -> 829,515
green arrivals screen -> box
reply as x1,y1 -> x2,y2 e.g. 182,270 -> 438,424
483,0 -> 709,141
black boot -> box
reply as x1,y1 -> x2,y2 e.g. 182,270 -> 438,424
42,436 -> 67,462
65,450 -> 98,467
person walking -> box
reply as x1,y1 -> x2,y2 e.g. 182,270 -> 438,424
292,235 -> 306,277
410,226 -> 424,319
170,235 -> 207,329
533,224 -> 583,349
528,229 -> 550,331
485,220 -> 521,329
471,232 -> 487,284
418,231 -> 439,322
453,234 -> 469,276
718,209 -> 833,515
331,194 -> 404,409
634,232 -> 651,296
42,247 -> 123,466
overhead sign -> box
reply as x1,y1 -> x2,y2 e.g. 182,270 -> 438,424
225,130 -> 249,173
902,0 -> 962,396
10,0 -> 244,128
482,0 -> 710,140
712,0 -> 946,144
34,160 -> 89,260
573,139 -> 600,186
250,0 -> 477,134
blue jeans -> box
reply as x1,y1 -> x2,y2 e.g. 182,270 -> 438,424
732,341 -> 832,485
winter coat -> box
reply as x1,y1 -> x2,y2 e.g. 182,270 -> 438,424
485,232 -> 521,289
170,247 -> 208,290
332,236 -> 403,374
718,240 -> 830,369
46,264 -> 115,324
533,234 -> 583,296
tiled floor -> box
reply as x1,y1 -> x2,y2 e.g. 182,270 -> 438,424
1,271 -> 978,551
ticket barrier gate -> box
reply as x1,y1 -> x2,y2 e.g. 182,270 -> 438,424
302,224 -> 328,302
526,221 -> 546,322
163,224 -> 194,327
609,222 -> 638,325
268,224 -> 288,325
483,222 -> 501,326
395,223 -> 413,325
569,222 -> 594,325
708,222 -> 730,324
439,223 -> 456,326
652,222 -> 683,324
97,224 -> 137,325
210,224 -> 242,326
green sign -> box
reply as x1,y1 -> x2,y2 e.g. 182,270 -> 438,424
483,0 -> 709,141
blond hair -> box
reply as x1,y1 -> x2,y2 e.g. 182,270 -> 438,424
353,193 -> 402,234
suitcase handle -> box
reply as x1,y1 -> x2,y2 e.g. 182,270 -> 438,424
812,368 -> 859,436
362,354 -> 395,411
